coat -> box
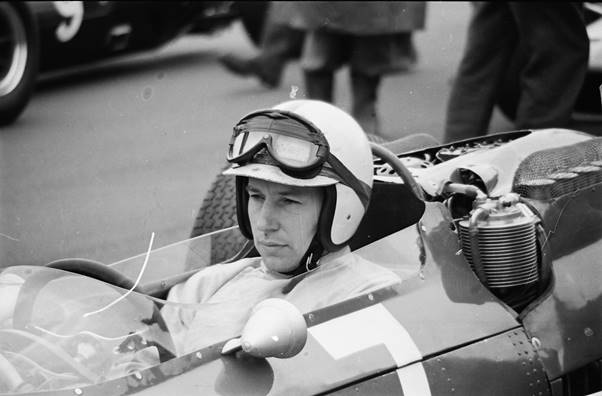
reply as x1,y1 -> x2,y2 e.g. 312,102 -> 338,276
270,1 -> 427,35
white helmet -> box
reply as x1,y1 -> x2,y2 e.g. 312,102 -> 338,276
224,99 -> 374,252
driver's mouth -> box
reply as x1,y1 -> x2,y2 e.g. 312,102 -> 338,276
258,240 -> 286,248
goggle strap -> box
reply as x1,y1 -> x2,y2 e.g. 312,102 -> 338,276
327,154 -> 371,208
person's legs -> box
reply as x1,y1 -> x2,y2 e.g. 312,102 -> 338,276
444,3 -> 517,142
350,71 -> 381,135
220,17 -> 304,88
301,31 -> 346,102
254,23 -> 304,80
350,33 -> 417,136
304,70 -> 334,102
510,2 -> 589,129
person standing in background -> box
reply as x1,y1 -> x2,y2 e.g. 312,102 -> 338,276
275,2 -> 427,136
219,2 -> 305,89
444,2 -> 589,143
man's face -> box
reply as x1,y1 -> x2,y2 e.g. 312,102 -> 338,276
247,177 -> 323,273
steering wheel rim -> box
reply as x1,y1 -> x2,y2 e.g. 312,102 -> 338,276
13,259 -> 138,330
46,258 -> 139,292
0,350 -> 25,393
370,142 -> 425,200
0,328 -> 99,391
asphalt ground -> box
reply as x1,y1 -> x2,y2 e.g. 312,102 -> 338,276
1,2 -> 600,267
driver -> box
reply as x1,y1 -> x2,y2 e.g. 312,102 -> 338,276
163,100 -> 400,355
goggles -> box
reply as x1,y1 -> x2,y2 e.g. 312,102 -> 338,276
228,110 -> 329,178
227,109 -> 371,206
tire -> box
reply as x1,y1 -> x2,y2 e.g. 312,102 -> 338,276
190,165 -> 247,263
0,2 -> 39,126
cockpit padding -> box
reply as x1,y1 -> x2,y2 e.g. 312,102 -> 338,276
349,180 -> 425,251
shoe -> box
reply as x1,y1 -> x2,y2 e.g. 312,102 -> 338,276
219,54 -> 279,89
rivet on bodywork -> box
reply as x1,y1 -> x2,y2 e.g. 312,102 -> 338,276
196,351 -> 203,360
74,389 -> 83,395
584,327 -> 594,337
531,337 -> 541,350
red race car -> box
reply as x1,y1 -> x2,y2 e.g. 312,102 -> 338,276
0,128 -> 600,395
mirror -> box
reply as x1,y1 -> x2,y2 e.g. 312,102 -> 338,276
222,298 -> 307,359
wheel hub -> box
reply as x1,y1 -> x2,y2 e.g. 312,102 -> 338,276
0,3 -> 28,96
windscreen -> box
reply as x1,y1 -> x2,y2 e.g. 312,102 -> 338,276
0,265 -> 177,393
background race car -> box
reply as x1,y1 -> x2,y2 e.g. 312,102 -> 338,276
0,1 -> 267,126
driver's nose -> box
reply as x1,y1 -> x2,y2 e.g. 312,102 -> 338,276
255,199 -> 279,234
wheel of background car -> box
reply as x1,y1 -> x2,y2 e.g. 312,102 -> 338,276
370,142 -> 425,201
190,164 -> 248,263
234,1 -> 269,46
0,2 -> 39,126
46,258 -> 139,292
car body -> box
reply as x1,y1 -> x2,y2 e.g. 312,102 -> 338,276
0,128 -> 600,395
0,1 -> 243,125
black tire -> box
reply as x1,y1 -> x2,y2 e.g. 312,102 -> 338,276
0,2 -> 39,126
234,1 -> 269,46
190,165 -> 247,263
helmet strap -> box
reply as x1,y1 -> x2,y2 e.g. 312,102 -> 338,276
280,234 -> 324,294
280,234 -> 323,277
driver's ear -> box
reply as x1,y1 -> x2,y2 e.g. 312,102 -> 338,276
236,177 -> 253,240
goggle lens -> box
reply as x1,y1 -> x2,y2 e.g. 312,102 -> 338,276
231,131 -> 320,167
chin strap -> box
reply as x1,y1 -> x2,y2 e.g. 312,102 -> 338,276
280,234 -> 323,278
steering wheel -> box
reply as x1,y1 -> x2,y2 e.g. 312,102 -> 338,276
0,328 -> 99,391
370,142 -> 425,200
46,258 -> 139,292
12,259 -> 139,330
0,350 -> 25,393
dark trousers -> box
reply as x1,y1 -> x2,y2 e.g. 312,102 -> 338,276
444,2 -> 589,142
254,22 -> 304,84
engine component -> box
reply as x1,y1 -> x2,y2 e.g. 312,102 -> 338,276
458,194 -> 540,311
570,164 -> 601,188
548,172 -> 579,196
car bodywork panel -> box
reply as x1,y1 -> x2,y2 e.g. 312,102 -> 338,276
521,188 -> 602,380
26,1 -> 231,72
1,129 -> 600,395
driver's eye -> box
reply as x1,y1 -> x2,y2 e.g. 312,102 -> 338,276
248,192 -> 264,201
